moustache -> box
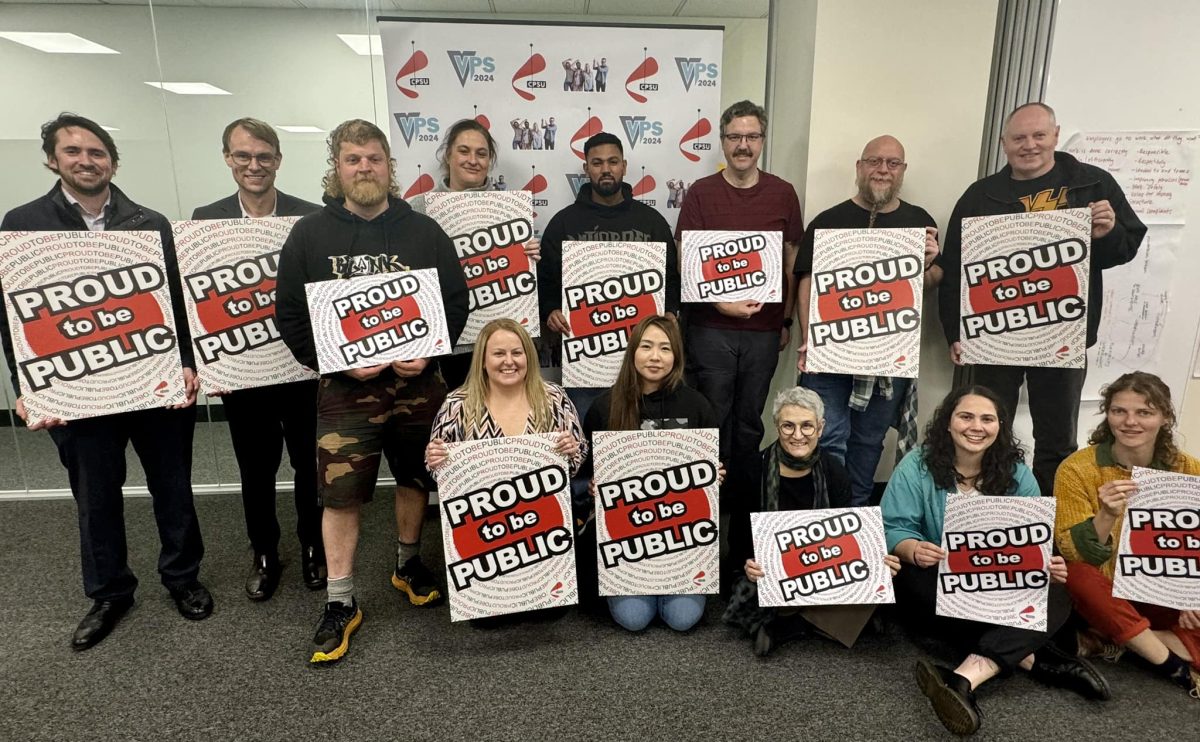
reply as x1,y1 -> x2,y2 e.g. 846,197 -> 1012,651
734,149 -> 752,157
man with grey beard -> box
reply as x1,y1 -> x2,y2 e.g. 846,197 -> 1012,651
793,135 -> 941,506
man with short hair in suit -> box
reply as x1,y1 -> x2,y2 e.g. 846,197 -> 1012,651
192,117 -> 325,601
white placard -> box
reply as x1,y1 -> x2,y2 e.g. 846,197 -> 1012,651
304,269 -> 450,374
937,493 -> 1056,631
437,433 -> 578,621
173,218 -> 316,393
806,228 -> 923,376
752,507 -> 895,607
593,428 -> 720,595
0,230 -> 186,420
680,230 -> 782,303
959,209 -> 1091,368
1113,467 -> 1200,610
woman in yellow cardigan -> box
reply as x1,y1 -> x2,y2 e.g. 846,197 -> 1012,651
1054,371 -> 1200,698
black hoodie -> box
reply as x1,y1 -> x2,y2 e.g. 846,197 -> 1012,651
275,194 -> 469,371
537,182 -> 680,322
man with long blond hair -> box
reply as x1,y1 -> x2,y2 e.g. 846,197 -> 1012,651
276,118 -> 468,662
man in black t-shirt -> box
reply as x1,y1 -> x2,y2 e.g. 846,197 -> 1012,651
794,135 -> 940,505
937,102 -> 1146,496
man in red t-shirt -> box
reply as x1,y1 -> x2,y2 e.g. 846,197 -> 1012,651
675,100 -> 804,519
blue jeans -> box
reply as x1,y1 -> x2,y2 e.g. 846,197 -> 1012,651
799,373 -> 910,506
608,594 -> 706,632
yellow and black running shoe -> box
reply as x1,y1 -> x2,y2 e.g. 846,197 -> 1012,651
391,555 -> 444,607
310,600 -> 362,664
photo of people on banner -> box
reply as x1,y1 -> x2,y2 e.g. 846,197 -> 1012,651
303,269 -> 451,374
592,428 -> 720,596
0,230 -> 187,420
561,57 -> 607,92
560,240 -> 665,388
422,191 -> 538,351
680,230 -> 782,304
173,217 -> 316,393
805,228 -> 924,377
436,433 -> 577,622
509,117 -> 557,151
937,493 -> 1057,631
959,208 -> 1091,368
752,507 -> 895,607
1113,467 -> 1200,610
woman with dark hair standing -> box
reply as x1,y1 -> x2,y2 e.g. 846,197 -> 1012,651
882,385 -> 1110,736
410,118 -> 539,387
1055,371 -> 1200,698
582,315 -> 720,631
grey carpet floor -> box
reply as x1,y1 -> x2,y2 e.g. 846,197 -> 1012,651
1,493 -> 1193,742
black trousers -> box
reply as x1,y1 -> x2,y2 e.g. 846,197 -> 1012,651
49,406 -> 204,601
438,353 -> 472,391
972,363 -> 1087,497
221,380 -> 321,556
894,564 -> 1070,675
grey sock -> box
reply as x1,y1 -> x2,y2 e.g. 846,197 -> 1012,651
327,575 -> 354,606
397,540 -> 420,569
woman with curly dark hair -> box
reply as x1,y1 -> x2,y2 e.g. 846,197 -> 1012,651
1054,371 -> 1200,699
882,386 -> 1109,736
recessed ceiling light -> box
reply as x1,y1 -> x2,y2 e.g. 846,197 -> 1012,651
144,81 -> 232,95
278,126 -> 324,134
336,34 -> 382,56
0,31 -> 119,54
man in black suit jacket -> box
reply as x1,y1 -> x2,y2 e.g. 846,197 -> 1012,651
192,118 -> 325,601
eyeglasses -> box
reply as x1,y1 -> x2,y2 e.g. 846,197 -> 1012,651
721,133 -> 764,144
860,156 -> 906,170
229,151 -> 279,166
778,421 -> 818,438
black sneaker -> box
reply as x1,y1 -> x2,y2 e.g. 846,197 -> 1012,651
310,600 -> 362,664
391,555 -> 444,607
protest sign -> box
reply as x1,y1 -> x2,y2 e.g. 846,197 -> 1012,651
680,230 -> 782,303
173,218 -> 316,393
561,241 -> 665,388
0,230 -> 186,420
423,192 -> 538,351
1113,467 -> 1200,610
304,269 -> 450,374
593,428 -> 719,595
959,209 -> 1091,368
752,507 -> 894,607
937,493 -> 1056,630
437,433 -> 577,621
806,228 -> 923,376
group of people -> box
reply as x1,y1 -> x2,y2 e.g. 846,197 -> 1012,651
665,178 -> 692,209
2,94 -> 1195,736
509,117 -> 556,151
561,57 -> 607,92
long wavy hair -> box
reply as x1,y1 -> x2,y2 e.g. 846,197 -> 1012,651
1087,371 -> 1180,467
321,119 -> 399,199
921,385 -> 1025,496
607,315 -> 684,431
463,319 -> 551,432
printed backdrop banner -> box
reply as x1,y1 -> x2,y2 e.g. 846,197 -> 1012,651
937,493 -> 1056,631
378,19 -> 724,234
680,230 -> 782,304
561,240 -> 665,388
438,433 -> 577,621
593,428 -> 720,596
173,218 -> 317,393
305,269 -> 450,374
0,230 -> 186,420
423,191 -> 538,351
806,228 -> 924,377
752,507 -> 895,607
1113,467 -> 1200,610
959,209 -> 1091,368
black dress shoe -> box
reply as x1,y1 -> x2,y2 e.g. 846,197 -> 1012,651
1030,643 -> 1111,700
915,659 -> 982,736
246,553 -> 282,601
168,580 -> 214,620
301,545 -> 327,591
71,597 -> 134,651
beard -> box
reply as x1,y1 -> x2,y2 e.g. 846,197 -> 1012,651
345,176 -> 388,208
592,177 -> 621,197
856,171 -> 902,207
